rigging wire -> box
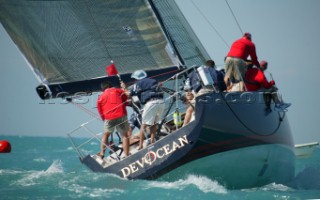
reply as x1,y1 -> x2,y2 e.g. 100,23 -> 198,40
190,0 -> 230,48
225,0 -> 243,35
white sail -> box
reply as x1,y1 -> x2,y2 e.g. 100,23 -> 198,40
0,0 -> 210,85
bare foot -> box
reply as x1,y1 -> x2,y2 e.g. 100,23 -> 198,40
125,153 -> 132,157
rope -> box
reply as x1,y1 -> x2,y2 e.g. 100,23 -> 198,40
219,92 -> 284,136
190,0 -> 230,48
124,69 -> 182,86
225,0 -> 243,35
70,100 -> 100,119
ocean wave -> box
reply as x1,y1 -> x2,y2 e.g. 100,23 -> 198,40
59,180 -> 124,198
14,160 -> 64,187
241,183 -> 293,193
146,174 -> 227,194
287,165 -> 320,190
0,169 -> 25,175
66,147 -> 73,151
46,160 -> 64,173
90,142 -> 98,146
261,183 -> 293,192
33,157 -> 46,162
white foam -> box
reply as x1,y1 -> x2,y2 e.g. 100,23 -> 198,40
67,147 -> 73,151
90,142 -> 98,146
147,175 -> 227,194
46,160 -> 64,173
242,182 -> 293,192
59,180 -> 124,198
0,169 -> 24,175
14,160 -> 64,186
262,183 -> 293,192
33,157 -> 46,162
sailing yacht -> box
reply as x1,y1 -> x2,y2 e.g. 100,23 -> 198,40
0,0 -> 295,188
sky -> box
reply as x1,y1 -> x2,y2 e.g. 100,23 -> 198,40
1,0 -> 320,144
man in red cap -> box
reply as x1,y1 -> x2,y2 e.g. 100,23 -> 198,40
245,60 -> 291,111
224,32 -> 260,91
245,60 -> 275,91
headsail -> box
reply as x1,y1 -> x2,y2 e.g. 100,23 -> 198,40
0,0 -> 210,99
149,0 -> 210,66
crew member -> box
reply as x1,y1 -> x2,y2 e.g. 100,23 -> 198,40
97,80 -> 130,159
121,70 -> 165,150
225,32 -> 260,91
245,60 -> 291,111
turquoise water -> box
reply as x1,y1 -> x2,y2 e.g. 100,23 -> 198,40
1,136 -> 319,200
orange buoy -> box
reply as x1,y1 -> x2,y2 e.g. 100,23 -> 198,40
0,140 -> 11,153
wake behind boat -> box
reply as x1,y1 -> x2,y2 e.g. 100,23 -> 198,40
0,0 -> 295,189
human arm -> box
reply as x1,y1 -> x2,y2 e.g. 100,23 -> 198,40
249,43 -> 260,68
260,72 -> 275,89
120,81 -> 131,97
120,89 -> 130,106
97,97 -> 105,121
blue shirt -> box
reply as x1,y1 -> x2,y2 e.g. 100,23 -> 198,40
130,78 -> 163,104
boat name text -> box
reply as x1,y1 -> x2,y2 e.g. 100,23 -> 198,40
120,135 -> 189,178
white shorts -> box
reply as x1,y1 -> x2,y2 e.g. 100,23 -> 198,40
142,99 -> 165,126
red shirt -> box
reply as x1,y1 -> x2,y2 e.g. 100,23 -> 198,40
97,88 -> 128,120
227,37 -> 259,67
245,68 -> 274,91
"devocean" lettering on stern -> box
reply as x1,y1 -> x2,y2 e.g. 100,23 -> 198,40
120,135 -> 189,178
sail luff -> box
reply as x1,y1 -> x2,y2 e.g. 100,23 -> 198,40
169,1 -> 210,62
147,0 -> 185,66
150,0 -> 211,66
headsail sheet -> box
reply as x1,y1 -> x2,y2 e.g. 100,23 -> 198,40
0,0 -> 178,83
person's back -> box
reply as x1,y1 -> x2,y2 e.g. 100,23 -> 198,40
97,87 -> 128,120
134,77 -> 162,104
224,33 -> 260,91
188,70 -> 202,93
97,81 -> 130,159
245,68 -> 274,91
122,70 -> 165,150
227,36 -> 259,67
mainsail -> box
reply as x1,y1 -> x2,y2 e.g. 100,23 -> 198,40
0,0 -> 210,99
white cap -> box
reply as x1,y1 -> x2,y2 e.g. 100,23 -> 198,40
131,70 -> 147,80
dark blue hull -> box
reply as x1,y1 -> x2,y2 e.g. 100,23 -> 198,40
82,92 -> 295,188
159,92 -> 295,188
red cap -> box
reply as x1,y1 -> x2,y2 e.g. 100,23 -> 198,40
243,32 -> 252,40
260,60 -> 268,67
